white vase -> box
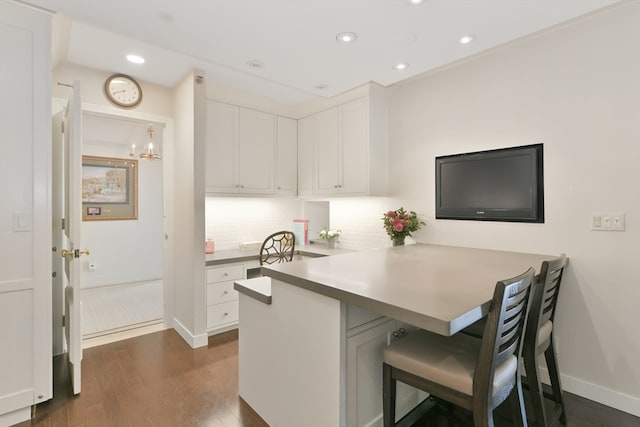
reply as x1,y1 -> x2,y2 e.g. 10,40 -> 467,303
326,237 -> 336,249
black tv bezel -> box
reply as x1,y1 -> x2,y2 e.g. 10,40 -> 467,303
435,143 -> 544,223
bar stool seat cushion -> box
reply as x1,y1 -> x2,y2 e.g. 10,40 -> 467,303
383,329 -> 517,397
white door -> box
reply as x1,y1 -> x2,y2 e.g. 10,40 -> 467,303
60,82 -> 85,395
52,110 -> 65,357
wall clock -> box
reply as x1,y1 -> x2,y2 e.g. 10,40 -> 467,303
104,74 -> 142,108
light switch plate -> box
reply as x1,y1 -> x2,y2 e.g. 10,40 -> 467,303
13,211 -> 31,232
592,212 -> 625,231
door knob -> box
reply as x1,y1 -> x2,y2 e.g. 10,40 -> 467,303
61,248 -> 90,259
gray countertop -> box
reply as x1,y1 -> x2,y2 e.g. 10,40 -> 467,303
261,243 -> 555,336
205,244 -> 353,266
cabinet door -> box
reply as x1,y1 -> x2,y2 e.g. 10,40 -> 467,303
314,106 -> 341,194
297,115 -> 314,196
346,318 -> 397,427
238,108 -> 275,194
276,116 -> 297,196
340,98 -> 368,194
205,100 -> 238,193
346,319 -> 426,427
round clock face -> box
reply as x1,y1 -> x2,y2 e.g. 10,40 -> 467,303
104,74 -> 142,108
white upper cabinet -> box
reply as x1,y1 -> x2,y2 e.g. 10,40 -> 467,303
205,100 -> 276,195
275,116 -> 298,196
238,108 -> 275,194
297,115 -> 314,197
314,106 -> 342,194
303,90 -> 388,197
206,101 -> 238,193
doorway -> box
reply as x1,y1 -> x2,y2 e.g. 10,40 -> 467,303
80,112 -> 166,346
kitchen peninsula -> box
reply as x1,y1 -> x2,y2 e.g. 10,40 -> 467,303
235,244 -> 555,427
204,244 -> 352,336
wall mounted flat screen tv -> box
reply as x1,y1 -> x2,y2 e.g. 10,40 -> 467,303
435,144 -> 544,223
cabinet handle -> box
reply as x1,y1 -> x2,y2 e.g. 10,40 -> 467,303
223,272 -> 228,276
223,290 -> 228,295
224,312 -> 229,316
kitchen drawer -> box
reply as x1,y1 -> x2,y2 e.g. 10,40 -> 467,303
207,263 -> 244,284
207,281 -> 239,305
207,300 -> 239,329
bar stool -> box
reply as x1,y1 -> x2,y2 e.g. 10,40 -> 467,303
383,267 -> 535,427
523,254 -> 568,426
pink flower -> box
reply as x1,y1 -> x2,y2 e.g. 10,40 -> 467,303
394,221 -> 404,232
386,211 -> 396,218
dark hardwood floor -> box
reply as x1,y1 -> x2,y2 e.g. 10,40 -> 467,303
20,329 -> 639,427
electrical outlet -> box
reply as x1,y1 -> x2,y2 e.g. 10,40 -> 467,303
89,261 -> 96,271
592,212 -> 625,231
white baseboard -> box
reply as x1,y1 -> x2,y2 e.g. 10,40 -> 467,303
539,366 -> 640,417
0,406 -> 30,427
173,318 -> 208,349
207,323 -> 238,336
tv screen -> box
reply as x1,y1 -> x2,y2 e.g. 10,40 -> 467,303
435,144 -> 544,223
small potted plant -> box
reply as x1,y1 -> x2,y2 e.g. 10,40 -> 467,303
319,228 -> 342,249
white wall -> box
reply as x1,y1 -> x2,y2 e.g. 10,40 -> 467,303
388,2 -> 639,414
171,70 -> 208,348
53,63 -> 173,118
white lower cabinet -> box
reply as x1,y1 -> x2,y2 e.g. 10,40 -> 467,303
206,263 -> 244,332
346,308 -> 427,427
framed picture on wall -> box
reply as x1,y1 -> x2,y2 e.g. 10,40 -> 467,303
82,155 -> 138,221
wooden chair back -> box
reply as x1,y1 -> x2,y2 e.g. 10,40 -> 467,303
527,254 -> 567,343
475,267 -> 535,410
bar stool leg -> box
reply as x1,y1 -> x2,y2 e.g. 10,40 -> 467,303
383,363 -> 396,427
545,340 -> 567,424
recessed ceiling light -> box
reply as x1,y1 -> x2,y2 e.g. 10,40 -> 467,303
393,63 -> 409,71
246,60 -> 265,69
336,32 -> 358,43
314,83 -> 328,90
459,35 -> 474,45
408,0 -> 425,5
126,54 -> 145,64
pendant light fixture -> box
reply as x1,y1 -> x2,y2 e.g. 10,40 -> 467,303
130,124 -> 162,160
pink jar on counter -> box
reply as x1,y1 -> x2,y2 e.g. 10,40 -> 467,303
205,240 -> 215,254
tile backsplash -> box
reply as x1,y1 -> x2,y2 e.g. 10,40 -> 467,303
205,196 -> 403,251
205,198 -> 303,251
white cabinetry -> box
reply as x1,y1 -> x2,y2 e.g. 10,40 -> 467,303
205,100 -> 275,195
298,85 -> 388,197
0,3 -> 51,425
275,116 -> 298,196
346,306 -> 426,427
315,98 -> 368,195
206,263 -> 243,332
205,100 -> 237,193
297,115 -> 314,197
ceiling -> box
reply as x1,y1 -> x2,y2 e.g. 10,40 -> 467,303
23,0 -> 620,105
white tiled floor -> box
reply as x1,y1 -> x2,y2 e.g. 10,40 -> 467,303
81,280 -> 164,339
